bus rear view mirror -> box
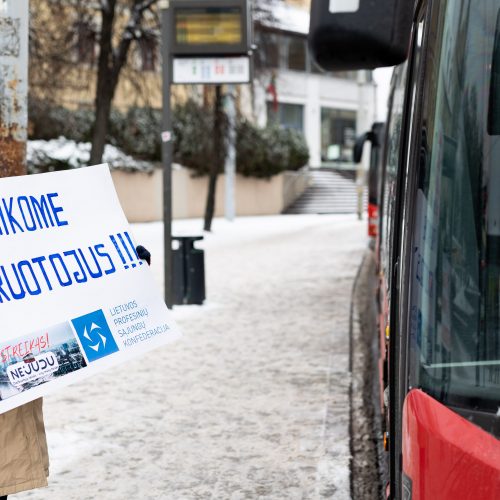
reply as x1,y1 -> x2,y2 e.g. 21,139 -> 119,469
309,0 -> 414,71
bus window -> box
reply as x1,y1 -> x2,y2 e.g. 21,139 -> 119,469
409,0 -> 500,418
381,65 -> 407,309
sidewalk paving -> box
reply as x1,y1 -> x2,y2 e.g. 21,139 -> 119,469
17,214 -> 366,500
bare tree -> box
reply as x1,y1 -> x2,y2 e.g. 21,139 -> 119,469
90,0 -> 158,165
29,0 -> 160,162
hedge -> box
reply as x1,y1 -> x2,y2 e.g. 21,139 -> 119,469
29,99 -> 309,178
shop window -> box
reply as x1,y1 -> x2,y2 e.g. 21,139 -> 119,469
320,108 -> 357,163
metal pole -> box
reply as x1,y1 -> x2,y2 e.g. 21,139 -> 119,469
160,1 -> 173,307
224,85 -> 236,221
0,0 -> 29,179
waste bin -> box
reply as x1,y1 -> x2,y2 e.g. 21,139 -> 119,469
172,236 -> 205,305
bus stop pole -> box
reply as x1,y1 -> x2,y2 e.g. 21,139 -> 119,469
224,85 -> 236,221
160,1 -> 173,307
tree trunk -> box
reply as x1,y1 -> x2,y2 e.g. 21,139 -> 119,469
89,0 -> 148,165
90,87 -> 114,165
89,0 -> 117,166
204,85 -> 225,232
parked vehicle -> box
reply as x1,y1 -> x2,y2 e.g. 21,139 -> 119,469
311,1 -> 500,498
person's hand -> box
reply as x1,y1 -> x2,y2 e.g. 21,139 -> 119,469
136,245 -> 151,266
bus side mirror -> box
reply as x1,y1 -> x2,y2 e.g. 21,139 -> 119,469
353,132 -> 370,164
309,0 -> 414,71
353,122 -> 384,163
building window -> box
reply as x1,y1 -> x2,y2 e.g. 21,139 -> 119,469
138,35 -> 157,72
255,31 -> 306,72
320,108 -> 357,163
287,36 -> 306,71
267,102 -> 304,132
311,61 -> 363,81
255,31 -> 280,69
332,71 -> 359,80
75,21 -> 96,65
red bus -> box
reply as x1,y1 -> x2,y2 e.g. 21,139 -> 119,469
310,1 -> 500,498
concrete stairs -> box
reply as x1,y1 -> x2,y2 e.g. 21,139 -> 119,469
285,168 -> 367,215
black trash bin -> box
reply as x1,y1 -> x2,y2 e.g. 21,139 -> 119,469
172,236 -> 205,305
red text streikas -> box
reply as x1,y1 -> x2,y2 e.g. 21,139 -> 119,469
0,333 -> 50,363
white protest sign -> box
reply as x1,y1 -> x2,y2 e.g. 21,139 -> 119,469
0,164 -> 181,414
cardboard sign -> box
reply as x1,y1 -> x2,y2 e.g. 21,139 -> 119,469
0,165 -> 181,414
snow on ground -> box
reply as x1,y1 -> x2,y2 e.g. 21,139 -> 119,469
16,214 -> 367,500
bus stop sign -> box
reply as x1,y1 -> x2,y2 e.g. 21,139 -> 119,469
168,0 -> 252,84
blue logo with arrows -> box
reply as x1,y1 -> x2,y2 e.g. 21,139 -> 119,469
71,310 -> 119,362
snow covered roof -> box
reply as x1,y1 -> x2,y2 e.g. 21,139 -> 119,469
255,1 -> 310,36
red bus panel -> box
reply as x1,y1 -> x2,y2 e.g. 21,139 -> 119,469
402,389 -> 500,499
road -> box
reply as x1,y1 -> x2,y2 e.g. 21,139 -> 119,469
17,214 -> 367,500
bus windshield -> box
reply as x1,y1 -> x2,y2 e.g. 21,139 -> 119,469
409,0 -> 500,413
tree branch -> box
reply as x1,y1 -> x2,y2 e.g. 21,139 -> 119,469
135,0 -> 157,13
111,0 -> 157,83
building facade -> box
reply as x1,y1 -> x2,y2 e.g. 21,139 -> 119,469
252,1 -> 377,169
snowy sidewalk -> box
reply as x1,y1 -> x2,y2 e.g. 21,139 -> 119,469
17,214 -> 366,500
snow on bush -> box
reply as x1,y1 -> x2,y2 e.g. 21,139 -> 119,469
27,137 -> 155,174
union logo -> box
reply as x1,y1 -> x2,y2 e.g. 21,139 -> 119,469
71,310 -> 119,362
